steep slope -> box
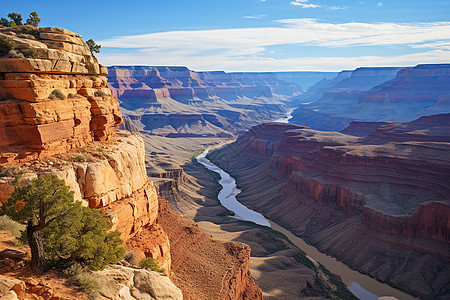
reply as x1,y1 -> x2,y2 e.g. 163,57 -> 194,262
208,115 -> 450,299
139,134 -> 358,300
0,26 -> 262,299
291,64 -> 450,131
107,66 -> 303,137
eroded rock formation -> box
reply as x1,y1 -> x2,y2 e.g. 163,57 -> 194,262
106,66 -> 300,137
0,26 -> 263,299
0,26 -> 121,165
290,64 -> 450,131
209,115 -> 450,299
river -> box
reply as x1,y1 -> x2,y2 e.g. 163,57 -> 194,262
195,109 -> 417,300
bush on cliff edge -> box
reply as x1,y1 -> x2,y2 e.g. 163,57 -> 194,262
1,175 -> 125,273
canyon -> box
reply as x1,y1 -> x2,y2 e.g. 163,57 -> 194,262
208,115 -> 450,299
0,26 -> 261,300
290,64 -> 450,131
107,66 -> 330,137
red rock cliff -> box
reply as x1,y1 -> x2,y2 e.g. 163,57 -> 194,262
0,26 -> 121,165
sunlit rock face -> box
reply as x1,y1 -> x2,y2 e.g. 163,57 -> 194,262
0,27 -> 122,165
208,114 -> 450,299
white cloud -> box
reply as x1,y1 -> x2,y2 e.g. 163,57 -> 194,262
377,2 -> 383,6
290,1 -> 321,8
243,14 -> 266,19
98,19 -> 450,71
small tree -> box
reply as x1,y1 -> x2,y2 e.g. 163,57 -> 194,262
0,17 -> 9,27
86,39 -> 101,55
2,175 -> 125,273
7,13 -> 22,26
25,11 -> 40,27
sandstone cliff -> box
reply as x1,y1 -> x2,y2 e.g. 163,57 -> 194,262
0,26 -> 121,165
208,115 -> 450,299
0,26 -> 263,299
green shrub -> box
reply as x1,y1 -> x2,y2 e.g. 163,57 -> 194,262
2,175 -> 125,272
49,89 -> 66,100
64,263 -> 100,299
23,48 -> 39,58
7,13 -> 22,26
67,93 -> 75,99
0,18 -> 9,27
20,25 -> 40,39
89,76 -> 97,81
0,215 -> 25,237
25,12 -> 40,28
0,36 -> 15,57
94,91 -> 106,97
0,166 -> 21,177
85,39 -> 101,55
139,257 -> 160,271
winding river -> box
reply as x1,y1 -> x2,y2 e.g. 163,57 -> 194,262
196,109 -> 417,300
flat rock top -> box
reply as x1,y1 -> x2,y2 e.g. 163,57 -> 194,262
39,27 -> 81,37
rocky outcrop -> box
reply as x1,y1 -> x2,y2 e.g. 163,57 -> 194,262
0,26 -> 121,165
0,26 -> 171,277
0,26 -> 267,300
290,64 -> 450,131
208,115 -> 450,299
95,265 -> 183,300
0,275 -> 25,300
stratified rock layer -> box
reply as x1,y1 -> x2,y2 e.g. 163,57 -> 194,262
290,64 -> 450,131
0,27 -> 121,165
106,66 -> 300,137
209,114 -> 450,299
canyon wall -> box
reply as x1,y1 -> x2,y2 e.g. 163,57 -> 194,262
0,27 -> 262,299
290,64 -> 450,131
209,115 -> 450,299
0,26 -> 121,165
106,66 -> 305,137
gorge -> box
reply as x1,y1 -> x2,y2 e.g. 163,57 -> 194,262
207,115 -> 450,299
0,14 -> 449,300
0,26 -> 262,300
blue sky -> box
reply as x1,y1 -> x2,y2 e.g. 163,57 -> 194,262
1,0 -> 449,71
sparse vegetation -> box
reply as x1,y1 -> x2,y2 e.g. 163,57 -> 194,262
86,39 -> 101,55
0,215 -> 25,237
139,257 -> 161,272
23,48 -> 39,58
71,153 -> 90,162
25,11 -> 41,27
1,175 -> 125,273
0,166 -> 21,177
0,36 -> 15,57
124,251 -> 140,265
89,76 -> 97,81
63,263 -> 100,299
7,13 -> 22,26
67,93 -> 75,99
49,89 -> 66,100
94,91 -> 106,97
20,24 -> 40,39
1,12 -> 40,28
0,18 -> 9,27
